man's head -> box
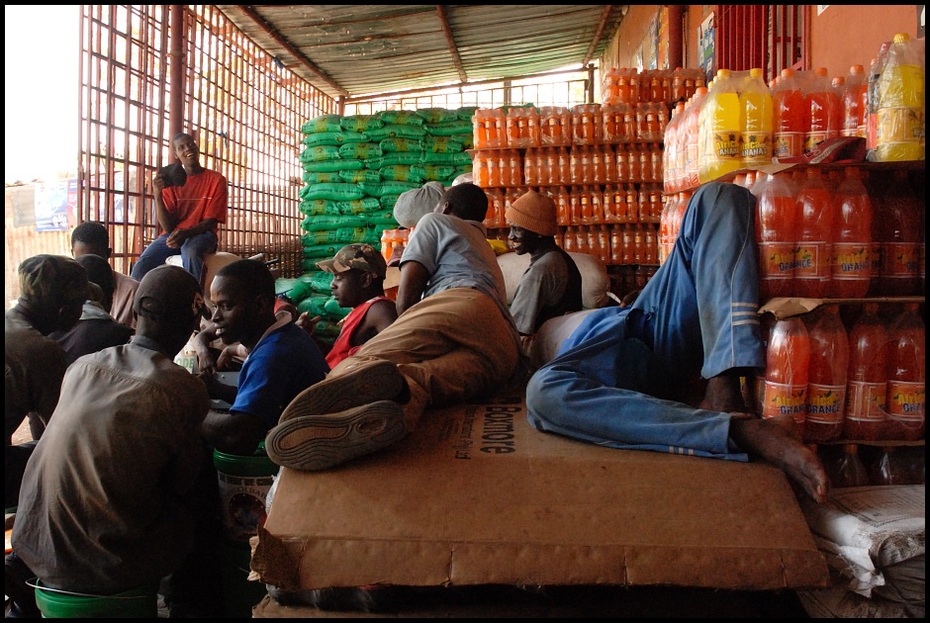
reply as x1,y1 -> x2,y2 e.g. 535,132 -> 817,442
394,181 -> 444,229
505,190 -> 558,255
435,183 -> 489,223
134,265 -> 208,357
17,254 -> 90,335
209,259 -> 276,350
71,221 -> 111,259
74,254 -> 116,312
171,132 -> 201,170
316,243 -> 387,308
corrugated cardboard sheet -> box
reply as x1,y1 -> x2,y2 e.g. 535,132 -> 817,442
253,393 -> 828,591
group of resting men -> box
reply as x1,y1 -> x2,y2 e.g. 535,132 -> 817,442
5,132 -> 828,617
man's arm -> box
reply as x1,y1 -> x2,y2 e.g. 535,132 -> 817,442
166,218 -> 218,249
201,410 -> 264,456
152,169 -> 178,233
395,260 -> 430,315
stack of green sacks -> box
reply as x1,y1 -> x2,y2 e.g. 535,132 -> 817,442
295,107 -> 475,347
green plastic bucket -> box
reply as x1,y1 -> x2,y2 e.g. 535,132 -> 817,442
32,580 -> 157,618
212,442 -> 279,543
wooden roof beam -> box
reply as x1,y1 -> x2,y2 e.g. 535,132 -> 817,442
239,5 -> 348,97
436,5 -> 467,84
582,5 -> 616,67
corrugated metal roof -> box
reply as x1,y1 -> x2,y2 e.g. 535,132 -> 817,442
215,5 -> 627,101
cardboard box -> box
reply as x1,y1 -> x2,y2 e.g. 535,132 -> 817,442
252,393 -> 829,592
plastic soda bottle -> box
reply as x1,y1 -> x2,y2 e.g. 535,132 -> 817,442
844,303 -> 888,441
755,172 -> 800,299
740,67 -> 774,168
803,305 -> 849,443
874,32 -> 926,162
794,167 -> 835,297
761,316 -> 810,429
874,169 -> 921,295
842,65 -> 866,138
772,68 -> 805,160
698,69 -> 742,182
804,67 -> 841,152
828,167 -> 873,297
865,42 -> 893,154
884,303 -> 926,441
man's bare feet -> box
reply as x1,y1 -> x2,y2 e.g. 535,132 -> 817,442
730,414 -> 829,504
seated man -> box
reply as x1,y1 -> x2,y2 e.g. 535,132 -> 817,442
312,243 -> 397,368
265,183 -> 522,471
50,253 -> 133,365
71,221 -> 140,328
11,265 -> 212,614
131,132 -> 228,286
505,189 -> 582,358
524,182 -> 829,504
199,259 -> 329,456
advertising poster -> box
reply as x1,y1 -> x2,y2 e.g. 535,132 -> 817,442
34,178 -> 77,232
657,6 -> 669,70
698,12 -> 715,83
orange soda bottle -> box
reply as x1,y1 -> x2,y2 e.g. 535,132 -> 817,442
841,65 -> 866,138
803,305 -> 849,443
794,167 -> 834,298
755,172 -> 800,299
762,316 -> 811,430
844,303 -> 889,441
828,167 -> 872,297
884,303 -> 926,441
875,169 -> 921,296
805,67 -> 841,152
772,68 -> 805,160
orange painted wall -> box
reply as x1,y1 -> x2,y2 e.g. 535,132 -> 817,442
603,5 -> 923,80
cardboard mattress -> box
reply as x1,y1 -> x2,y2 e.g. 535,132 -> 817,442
252,390 -> 828,592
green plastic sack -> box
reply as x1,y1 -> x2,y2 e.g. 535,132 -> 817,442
419,151 -> 461,166
379,165 -> 426,183
415,108 -> 461,125
302,215 -> 368,232
457,133 -> 474,150
301,131 -> 368,147
302,243 -> 342,259
302,271 -> 335,294
366,213 -> 401,229
377,110 -> 425,126
420,135 -> 465,154
365,124 -> 427,142
424,120 -> 474,136
364,153 -> 423,169
296,294 -> 332,317
338,169 -> 382,184
338,142 -> 382,160
419,164 -> 456,181
380,195 -> 400,211
301,183 -> 365,202
379,137 -> 421,153
301,115 -> 342,134
333,197 -> 383,215
299,145 -> 343,163
300,171 -> 342,186
302,159 -> 364,173
339,115 -> 385,133
359,180 -> 421,197
457,106 -> 479,121
299,200 -> 340,217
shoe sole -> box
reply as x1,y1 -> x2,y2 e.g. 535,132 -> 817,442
279,359 -> 405,422
266,400 -> 406,471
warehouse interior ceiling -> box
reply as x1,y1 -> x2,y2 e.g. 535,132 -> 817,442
215,5 -> 628,102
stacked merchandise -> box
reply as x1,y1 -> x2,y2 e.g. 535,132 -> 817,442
296,108 -> 474,347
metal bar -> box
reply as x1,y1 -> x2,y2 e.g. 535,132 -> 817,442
436,5 -> 467,84
582,5 -> 615,67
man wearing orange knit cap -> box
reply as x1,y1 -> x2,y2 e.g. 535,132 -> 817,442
505,189 -> 582,357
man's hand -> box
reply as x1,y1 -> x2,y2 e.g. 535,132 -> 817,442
295,312 -> 322,337
151,169 -> 166,194
166,228 -> 189,249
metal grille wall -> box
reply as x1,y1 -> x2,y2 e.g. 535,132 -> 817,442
715,5 -> 808,81
78,5 -> 339,279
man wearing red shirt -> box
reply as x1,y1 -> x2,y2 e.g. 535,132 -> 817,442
131,132 -> 228,286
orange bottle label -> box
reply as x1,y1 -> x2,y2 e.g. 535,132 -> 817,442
773,132 -> 804,159
845,380 -> 887,422
882,242 -> 920,277
759,241 -> 797,277
762,381 -> 807,423
806,383 -> 847,425
831,242 -> 871,280
886,380 -> 925,425
794,241 -> 829,280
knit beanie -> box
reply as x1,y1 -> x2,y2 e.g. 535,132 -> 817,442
505,190 -> 558,236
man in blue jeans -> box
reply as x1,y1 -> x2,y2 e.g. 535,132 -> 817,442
131,132 -> 228,286
525,182 -> 828,504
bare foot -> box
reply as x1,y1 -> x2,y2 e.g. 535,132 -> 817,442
730,415 -> 829,504
699,374 -> 745,412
